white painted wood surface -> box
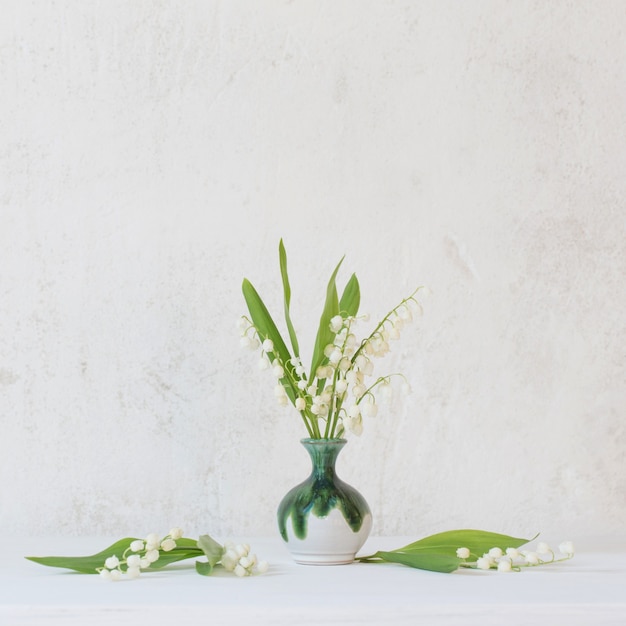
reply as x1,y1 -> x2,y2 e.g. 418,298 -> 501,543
5,535 -> 625,625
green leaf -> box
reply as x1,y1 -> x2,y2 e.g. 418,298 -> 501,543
339,273 -> 360,318
26,538 -> 141,574
195,560 -> 214,576
358,529 -> 536,573
195,534 -> 224,577
279,239 -> 300,358
396,529 -> 534,558
25,538 -> 203,574
242,277 -> 296,403
197,534 -> 223,567
309,256 -> 344,379
146,544 -> 203,570
371,550 -> 460,573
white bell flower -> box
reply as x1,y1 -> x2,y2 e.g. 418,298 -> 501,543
362,401 -> 378,418
497,560 -> 512,572
335,379 -> 348,394
126,555 -> 141,568
161,538 -> 176,552
347,405 -> 361,419
456,547 -> 470,559
329,315 -> 343,332
104,556 -> 120,570
130,540 -> 144,552
145,549 -> 160,564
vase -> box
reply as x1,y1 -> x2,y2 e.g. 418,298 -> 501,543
277,438 -> 372,565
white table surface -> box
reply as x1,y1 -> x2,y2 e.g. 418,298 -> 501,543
3,535 -> 625,625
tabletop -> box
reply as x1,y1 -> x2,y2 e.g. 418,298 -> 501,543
3,534 -> 625,625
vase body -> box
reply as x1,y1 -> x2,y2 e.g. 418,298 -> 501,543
277,438 -> 372,565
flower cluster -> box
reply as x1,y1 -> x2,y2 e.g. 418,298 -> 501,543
96,529 -> 269,581
240,290 -> 423,439
456,541 -> 575,572
221,541 -> 269,577
98,527 -> 184,581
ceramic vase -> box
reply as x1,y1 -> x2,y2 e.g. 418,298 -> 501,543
277,438 -> 372,565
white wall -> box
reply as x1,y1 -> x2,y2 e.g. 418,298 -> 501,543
1,1 -> 624,544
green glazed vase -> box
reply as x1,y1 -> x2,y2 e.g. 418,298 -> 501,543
277,438 -> 372,565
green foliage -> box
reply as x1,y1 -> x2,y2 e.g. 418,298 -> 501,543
279,238 -> 300,358
25,538 -> 203,575
309,256 -> 343,382
241,241 -> 423,439
241,278 -> 296,403
25,538 -> 140,574
339,273 -> 360,318
151,540 -> 204,570
242,244 -> 358,438
358,529 -> 534,574
195,560 -> 214,576
369,550 -> 460,573
196,534 -> 224,575
26,529 -> 548,579
395,529 -> 533,557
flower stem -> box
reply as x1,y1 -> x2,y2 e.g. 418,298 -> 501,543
350,288 -> 421,365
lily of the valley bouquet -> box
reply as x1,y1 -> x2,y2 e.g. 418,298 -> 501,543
238,239 -> 422,439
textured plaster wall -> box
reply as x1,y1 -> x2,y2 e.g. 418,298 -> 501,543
1,1 -> 625,542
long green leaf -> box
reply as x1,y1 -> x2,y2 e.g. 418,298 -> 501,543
25,538 -> 203,574
242,278 -> 296,403
372,550 -> 460,573
279,239 -> 300,358
25,538 -> 138,574
339,273 -> 360,318
309,257 -> 344,379
397,529 -> 534,557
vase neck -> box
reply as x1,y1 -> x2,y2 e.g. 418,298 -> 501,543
301,439 -> 346,479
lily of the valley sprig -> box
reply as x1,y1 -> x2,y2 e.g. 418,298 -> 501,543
26,529 -> 269,581
239,239 -> 424,439
357,530 -> 575,574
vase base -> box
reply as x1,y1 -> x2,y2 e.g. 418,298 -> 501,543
292,552 -> 357,566
281,510 -> 372,566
